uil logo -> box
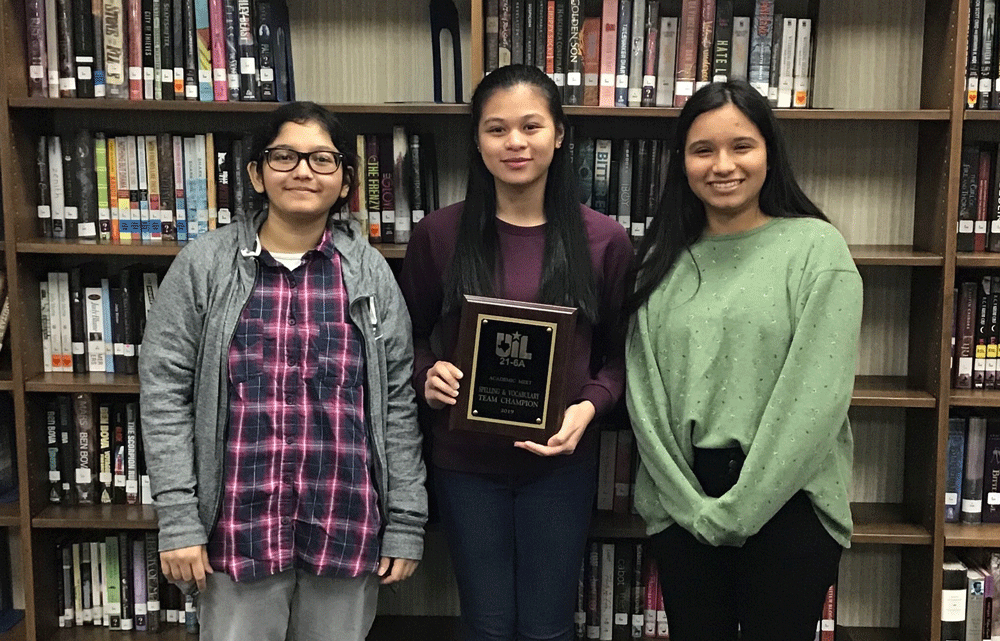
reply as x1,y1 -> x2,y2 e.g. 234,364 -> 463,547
496,331 -> 533,360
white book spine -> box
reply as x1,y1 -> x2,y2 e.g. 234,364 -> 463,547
777,18 -> 797,108
392,126 -> 411,244
57,272 -> 73,373
48,136 -> 66,239
731,17 -> 751,82
793,19 -> 812,108
627,0 -> 646,106
126,135 -> 140,242
195,134 -> 209,236
599,543 -> 614,641
101,279 -> 114,373
84,287 -> 106,373
40,281 -> 53,373
655,18 -> 678,107
184,137 -> 199,240
137,138 -> 150,241
173,135 -> 187,241
90,541 -> 103,624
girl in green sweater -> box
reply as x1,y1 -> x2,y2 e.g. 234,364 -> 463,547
625,80 -> 862,640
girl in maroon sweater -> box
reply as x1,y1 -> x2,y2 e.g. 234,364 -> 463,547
400,64 -> 632,641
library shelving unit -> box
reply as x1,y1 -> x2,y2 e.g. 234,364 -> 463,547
0,0 -> 980,639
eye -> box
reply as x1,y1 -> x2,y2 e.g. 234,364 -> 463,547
310,152 -> 337,167
270,149 -> 297,163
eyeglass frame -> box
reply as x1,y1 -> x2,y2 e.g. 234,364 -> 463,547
261,147 -> 346,175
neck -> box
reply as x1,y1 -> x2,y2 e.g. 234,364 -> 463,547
705,205 -> 770,236
259,209 -> 329,253
494,178 -> 547,226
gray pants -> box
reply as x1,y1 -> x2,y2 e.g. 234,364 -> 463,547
198,569 -> 380,641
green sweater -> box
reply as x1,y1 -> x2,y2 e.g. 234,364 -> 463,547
626,217 -> 862,548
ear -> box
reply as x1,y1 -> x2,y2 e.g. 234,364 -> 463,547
248,161 -> 266,195
555,124 -> 565,149
340,169 -> 351,199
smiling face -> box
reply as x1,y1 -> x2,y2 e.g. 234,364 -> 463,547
248,120 -> 350,225
476,83 -> 564,193
684,102 -> 768,229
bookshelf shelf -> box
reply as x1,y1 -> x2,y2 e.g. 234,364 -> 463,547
563,106 -> 950,120
836,627 -> 901,641
964,110 -> 1000,120
0,380 -> 11,393
44,627 -> 191,640
0,619 -> 24,641
0,503 -> 19,528
848,245 -> 943,266
955,252 -> 1000,267
31,505 -> 156,530
7,97 -> 471,116
942,522 -> 1000,547
23,373 -> 140,394
849,503 -> 931,545
16,238 -> 410,261
949,389 -> 1000,407
851,376 -> 936,408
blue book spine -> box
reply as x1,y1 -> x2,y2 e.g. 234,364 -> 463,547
946,417 -> 966,523
101,278 -> 114,373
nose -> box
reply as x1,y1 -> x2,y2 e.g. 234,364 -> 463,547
713,150 -> 736,173
505,129 -> 527,149
291,155 -> 314,177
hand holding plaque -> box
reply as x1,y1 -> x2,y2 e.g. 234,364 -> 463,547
448,295 -> 577,442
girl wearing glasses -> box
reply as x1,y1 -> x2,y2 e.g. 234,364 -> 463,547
139,101 -> 427,641
399,65 -> 632,641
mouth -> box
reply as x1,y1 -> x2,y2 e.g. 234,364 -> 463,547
708,179 -> 743,191
503,158 -> 531,167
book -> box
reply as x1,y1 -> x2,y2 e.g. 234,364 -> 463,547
236,0 -> 257,99
614,0 -> 631,107
792,18 -> 812,107
392,126 -> 411,244
378,133 -> 395,244
627,0 -> 645,106
962,415 -> 988,524
748,0 -> 774,97
598,0 -> 618,107
947,416 -> 967,523
256,0 -> 276,100
655,17 -> 677,107
674,0 -> 701,107
565,0 -> 583,105
695,0 -> 715,90
639,2 -> 659,107
712,0 -> 733,82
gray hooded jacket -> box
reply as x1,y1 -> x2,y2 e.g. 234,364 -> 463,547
138,210 -> 427,563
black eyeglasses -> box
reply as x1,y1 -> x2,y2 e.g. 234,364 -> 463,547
263,147 -> 345,174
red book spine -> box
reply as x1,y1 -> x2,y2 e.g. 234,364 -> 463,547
545,0 -> 556,75
978,147 -> 992,252
599,0 -> 618,107
209,0 -> 228,99
128,0 -> 143,98
674,0 -> 701,107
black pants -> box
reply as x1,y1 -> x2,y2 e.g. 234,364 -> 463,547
646,448 -> 843,641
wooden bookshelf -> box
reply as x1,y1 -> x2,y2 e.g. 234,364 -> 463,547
848,245 -> 944,266
0,503 -> 18,528
850,503 -> 932,545
44,628 -> 191,641
8,97 -> 471,116
850,376 -> 936,408
0,380 -> 11,393
31,505 -> 156,530
836,627 -> 902,641
942,521 -> 1000,547
23,373 -> 140,394
955,251 -> 1000,267
561,106 -> 950,120
949,389 -> 1000,407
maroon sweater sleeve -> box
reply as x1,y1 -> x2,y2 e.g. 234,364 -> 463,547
398,203 -> 462,399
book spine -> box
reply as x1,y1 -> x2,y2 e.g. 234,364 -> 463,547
612,542 -> 633,641
236,0 -> 258,99
73,392 -> 96,503
600,543 -> 614,640
696,0 -> 715,90
108,137 -> 120,241
712,0 -> 733,82
173,135 -> 188,240
46,400 -> 61,501
160,0 -> 175,98
194,133 -> 209,235
640,2 -> 659,107
552,0 -> 566,95
73,0 -> 96,98
183,0 -> 198,98
132,540 -> 147,630
95,133 -> 111,240
991,143 -> 1000,252
26,0 -> 49,97
99,402 -> 113,502
971,0 -> 985,108
157,134 -> 176,238
500,0 -> 512,67
655,17 -> 677,106
214,137 -> 231,225
614,0 -> 631,107
56,0 -> 77,96
62,137 -> 79,239
195,0 -> 212,99
223,0 -> 239,99
674,0 -> 700,107
92,0 -> 106,98
142,0 -> 154,98
105,536 -> 121,629
616,139 -> 633,231
978,147 -> 992,252
209,0 -> 227,99
523,0 -> 535,68
378,133 -> 395,244
598,0 -> 618,107
118,532 -> 133,630
964,416 -> 989,523
748,0 -> 774,97
574,137 -> 594,207
75,130 -> 99,239
956,281 -> 978,388
119,135 -> 134,241
392,126 -> 411,243
582,16 -> 600,106
766,12 -> 781,106
255,0 -> 275,100
183,136 -> 199,238
84,286 -> 106,372
984,421 -> 1000,523
126,401 -> 139,504
533,0 -> 546,70
565,0 -> 583,104
792,18 -> 811,107
408,134 -> 423,228
145,532 -> 161,631
38,136 -> 53,238
545,0 -> 555,77
136,136 -> 150,240
631,543 -> 644,639
172,0 -> 185,95
152,0 -> 162,98
90,540 -> 103,622
127,0 -> 143,98
68,269 -> 86,372
731,16 -> 750,81
102,0 -> 127,97
205,133 -> 217,229
592,139 -> 612,215
959,144 -> 979,253
777,17 -> 796,108
146,136 -> 162,239
627,0 -> 645,106
485,0 -> 499,73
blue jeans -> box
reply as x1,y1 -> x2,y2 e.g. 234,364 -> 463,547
434,464 -> 597,641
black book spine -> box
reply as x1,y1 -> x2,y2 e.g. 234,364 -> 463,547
37,136 -> 53,238
118,532 -> 133,630
713,0 -> 734,82
47,399 -> 62,503
56,0 -> 77,96
553,0 -> 567,98
74,131 -> 99,240
255,0 -> 275,100
378,133 -> 395,244
236,0 -> 258,100
565,0 -> 583,105
534,0 -> 546,70
62,136 -> 79,239
223,0 -> 240,100
145,532 -> 161,631
172,0 -> 185,96
524,0 -> 535,70
161,0 -> 175,98
512,0 -> 524,65
73,0 -> 96,98
112,401 -> 127,503
69,268 -> 87,373
184,0 -> 198,99
57,395 -> 76,504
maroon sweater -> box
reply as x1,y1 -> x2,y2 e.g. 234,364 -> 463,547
399,202 -> 632,476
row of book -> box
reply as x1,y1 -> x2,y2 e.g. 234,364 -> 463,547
947,414 -> 1000,524
572,135 -> 670,242
957,144 -> 1000,254
484,0 -> 814,109
597,428 -> 637,514
574,540 -> 835,641
942,552 -> 1000,641
55,533 -> 197,632
965,0 -> 1000,110
953,277 -> 1000,391
24,0 -> 294,102
350,128 -> 440,246
45,394 -> 152,506
40,268 -> 160,375
36,132 -> 251,242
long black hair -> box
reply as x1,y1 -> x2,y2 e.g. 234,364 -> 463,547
625,80 -> 828,317
443,64 -> 598,323
247,101 -> 360,224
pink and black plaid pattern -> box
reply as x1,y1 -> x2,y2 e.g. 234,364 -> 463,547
209,229 -> 381,582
